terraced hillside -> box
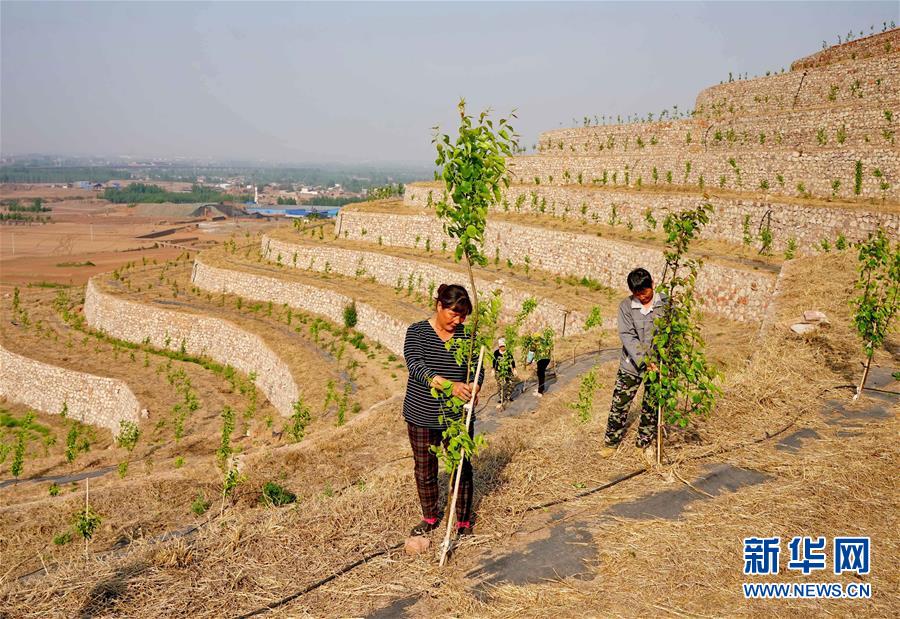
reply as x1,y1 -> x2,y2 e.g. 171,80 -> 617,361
0,248 -> 414,578
2,31 -> 898,618
404,28 -> 899,261
262,219 -> 622,332
2,243 -> 895,617
338,198 -> 777,323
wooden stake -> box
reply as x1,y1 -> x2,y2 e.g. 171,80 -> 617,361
656,361 -> 664,466
853,355 -> 873,401
85,477 -> 90,554
439,345 -> 486,567
656,401 -> 663,466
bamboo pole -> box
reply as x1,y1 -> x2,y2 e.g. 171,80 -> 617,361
439,345 -> 486,567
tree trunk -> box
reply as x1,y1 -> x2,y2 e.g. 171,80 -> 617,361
464,256 -> 480,384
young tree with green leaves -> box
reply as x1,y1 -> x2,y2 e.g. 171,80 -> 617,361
433,99 -> 518,355
115,420 -> 140,479
10,417 -> 28,479
287,397 -> 312,442
645,204 -> 721,464
431,99 -> 518,564
75,477 -> 101,553
570,367 -> 600,423
851,229 -> 900,400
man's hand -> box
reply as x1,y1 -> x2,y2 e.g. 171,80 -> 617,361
646,362 -> 658,373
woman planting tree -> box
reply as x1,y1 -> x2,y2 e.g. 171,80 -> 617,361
403,284 -> 483,537
428,98 -> 517,562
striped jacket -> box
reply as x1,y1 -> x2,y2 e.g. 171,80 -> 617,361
403,320 -> 484,429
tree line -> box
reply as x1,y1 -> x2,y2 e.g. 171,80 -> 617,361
102,183 -> 235,204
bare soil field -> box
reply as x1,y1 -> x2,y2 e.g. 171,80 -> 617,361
0,184 -> 279,286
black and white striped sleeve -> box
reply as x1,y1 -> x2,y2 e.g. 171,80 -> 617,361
404,323 -> 433,388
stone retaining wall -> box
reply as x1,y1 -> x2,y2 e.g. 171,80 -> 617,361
507,148 -> 899,201
260,235 -> 594,334
695,52 -> 899,119
83,279 -> 299,417
539,105 -> 892,155
0,344 -> 140,435
791,29 -> 899,71
190,256 -> 409,356
336,210 -> 775,322
404,182 -> 900,254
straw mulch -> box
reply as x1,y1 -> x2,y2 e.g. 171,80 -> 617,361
2,250 -> 897,617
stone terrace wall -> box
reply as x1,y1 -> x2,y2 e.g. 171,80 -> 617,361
0,344 -> 140,435
507,148 -> 899,201
191,256 -> 408,356
337,210 -> 775,322
792,29 -> 900,71
84,279 -> 299,417
260,235 -> 592,334
539,105 -> 893,155
539,119 -> 695,155
404,182 -> 900,254
694,53 -> 899,119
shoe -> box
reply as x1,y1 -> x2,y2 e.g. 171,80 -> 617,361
599,445 -> 617,458
455,521 -> 473,536
640,444 -> 657,465
410,519 -> 440,536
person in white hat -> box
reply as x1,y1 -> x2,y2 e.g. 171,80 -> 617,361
492,337 -> 518,409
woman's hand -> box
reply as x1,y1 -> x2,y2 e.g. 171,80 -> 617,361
451,381 -> 473,402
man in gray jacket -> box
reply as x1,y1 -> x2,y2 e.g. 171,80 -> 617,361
601,268 -> 666,462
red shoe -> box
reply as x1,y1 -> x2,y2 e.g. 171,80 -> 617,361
455,521 -> 473,536
410,518 -> 440,536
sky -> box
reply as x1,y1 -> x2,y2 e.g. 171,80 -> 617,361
1,1 -> 897,165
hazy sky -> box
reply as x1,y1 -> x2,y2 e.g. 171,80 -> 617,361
2,1 -> 897,164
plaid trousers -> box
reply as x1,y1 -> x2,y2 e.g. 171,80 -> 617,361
407,422 -> 473,522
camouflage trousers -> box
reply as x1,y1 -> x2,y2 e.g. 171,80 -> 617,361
604,369 -> 658,448
497,376 -> 515,404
